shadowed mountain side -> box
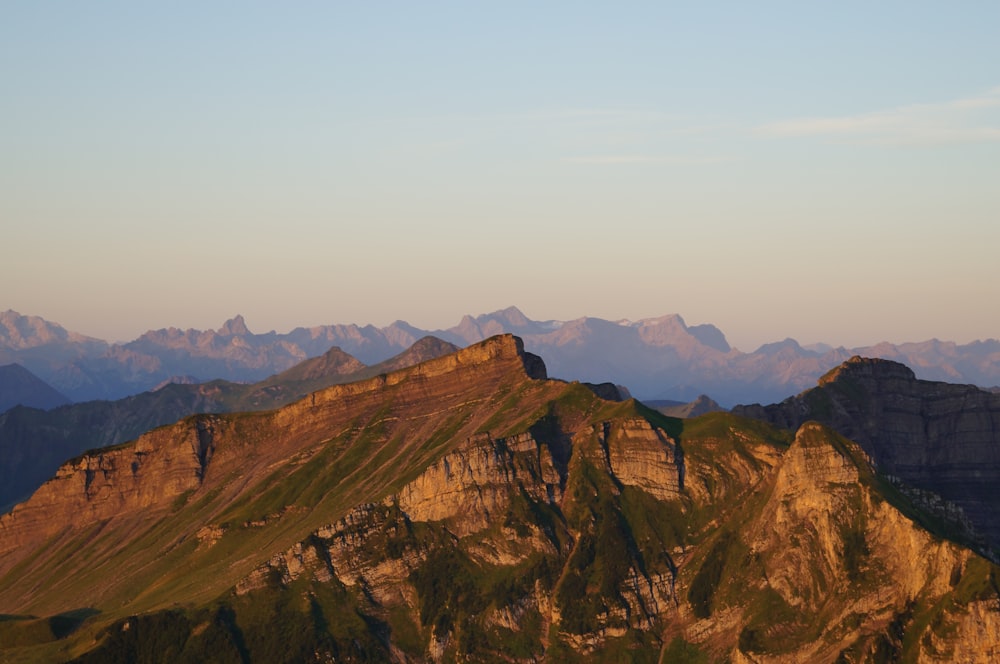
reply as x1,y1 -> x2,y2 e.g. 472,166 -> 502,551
0,363 -> 69,413
734,356 -> 1000,558
0,337 -> 459,512
0,336 -> 997,660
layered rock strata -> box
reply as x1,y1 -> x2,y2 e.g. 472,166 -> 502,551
735,356 -> 1000,554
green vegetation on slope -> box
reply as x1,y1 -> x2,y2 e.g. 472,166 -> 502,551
4,351 -> 999,663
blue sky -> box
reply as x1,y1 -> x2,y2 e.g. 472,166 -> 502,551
3,2 -> 999,350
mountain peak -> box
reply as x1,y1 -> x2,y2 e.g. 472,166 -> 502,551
0,363 -> 70,412
688,323 -> 731,352
491,305 -> 530,326
446,334 -> 546,381
818,355 -> 916,385
0,310 -> 68,349
754,337 -> 805,356
271,346 -> 366,384
402,335 -> 460,359
634,313 -> 732,351
217,315 -> 251,337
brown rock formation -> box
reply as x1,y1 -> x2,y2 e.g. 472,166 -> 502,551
0,335 -> 545,595
734,356 -> 1000,555
1,341 -> 999,662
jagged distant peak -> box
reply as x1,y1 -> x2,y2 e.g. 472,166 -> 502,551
0,309 -> 100,349
462,306 -> 521,326
629,313 -> 730,352
217,315 -> 251,337
803,341 -> 835,354
489,305 -> 531,325
0,309 -> 63,335
688,323 -> 730,352
458,306 -> 539,331
634,312 -> 687,328
445,307 -> 542,345
754,337 -> 806,355
386,319 -> 424,333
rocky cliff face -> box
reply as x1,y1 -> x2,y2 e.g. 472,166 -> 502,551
217,416 -> 999,663
1,341 -> 998,663
0,335 -> 549,598
230,408 -> 692,659
692,421 -> 998,663
734,356 -> 1000,556
0,418 -> 208,564
0,336 -> 459,512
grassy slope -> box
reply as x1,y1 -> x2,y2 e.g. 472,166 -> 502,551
0,354 -> 575,660
3,388 -> 997,662
0,339 -> 457,512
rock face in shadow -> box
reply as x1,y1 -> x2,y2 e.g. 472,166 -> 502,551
0,363 -> 70,413
2,341 -> 999,662
734,356 -> 1000,555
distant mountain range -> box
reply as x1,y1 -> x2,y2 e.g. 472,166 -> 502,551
3,307 -> 1000,406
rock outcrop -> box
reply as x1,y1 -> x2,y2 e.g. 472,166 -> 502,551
0,335 -> 548,591
1,342 -> 999,663
0,336 -> 459,512
734,356 -> 1000,555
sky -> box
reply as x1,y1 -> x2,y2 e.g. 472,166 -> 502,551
3,2 -> 999,351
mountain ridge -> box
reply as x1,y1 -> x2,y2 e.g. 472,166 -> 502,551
0,334 -> 554,611
1,336 -> 997,661
3,307 -> 1000,406
0,336 -> 460,512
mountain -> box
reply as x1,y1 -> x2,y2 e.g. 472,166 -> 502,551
0,311 -> 108,398
1,337 -> 997,662
6,308 -> 1000,407
0,310 -> 106,356
0,311 -> 422,402
444,305 -> 558,344
0,337 -> 458,512
0,363 -> 69,413
437,310 -> 1000,406
645,394 -> 725,418
734,356 -> 1000,558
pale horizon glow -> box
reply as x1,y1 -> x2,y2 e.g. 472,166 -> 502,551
3,3 -> 999,353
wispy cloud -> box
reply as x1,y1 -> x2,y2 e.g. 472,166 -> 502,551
758,87 -> 1000,145
564,154 -> 737,165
